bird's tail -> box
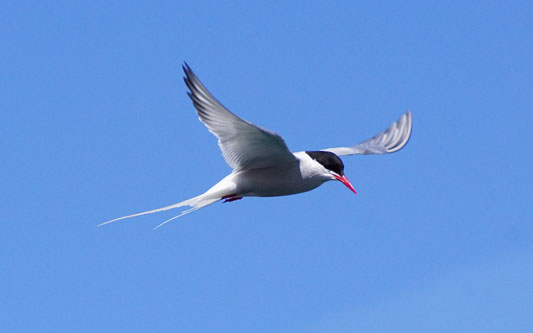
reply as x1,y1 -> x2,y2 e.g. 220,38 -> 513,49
97,193 -> 220,229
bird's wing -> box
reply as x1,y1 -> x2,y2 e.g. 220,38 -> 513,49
322,111 -> 412,155
183,64 -> 297,171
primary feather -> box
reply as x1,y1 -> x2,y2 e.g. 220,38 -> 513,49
322,111 -> 412,155
183,63 -> 297,171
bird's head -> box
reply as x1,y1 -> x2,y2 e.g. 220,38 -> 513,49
305,151 -> 357,194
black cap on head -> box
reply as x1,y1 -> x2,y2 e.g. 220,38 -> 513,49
305,151 -> 344,175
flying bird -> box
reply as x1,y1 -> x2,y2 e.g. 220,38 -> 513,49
100,64 -> 412,229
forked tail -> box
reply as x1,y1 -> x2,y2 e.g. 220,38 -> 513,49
97,194 -> 220,229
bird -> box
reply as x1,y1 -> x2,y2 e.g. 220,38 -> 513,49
99,63 -> 412,229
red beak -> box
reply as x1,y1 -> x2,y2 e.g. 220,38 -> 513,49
334,174 -> 357,194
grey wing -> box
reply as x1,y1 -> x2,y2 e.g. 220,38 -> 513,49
183,64 -> 297,171
322,111 -> 412,155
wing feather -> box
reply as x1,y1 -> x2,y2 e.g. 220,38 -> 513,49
183,64 -> 296,171
322,111 -> 412,156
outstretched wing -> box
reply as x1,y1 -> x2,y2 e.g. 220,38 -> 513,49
183,64 -> 297,171
322,111 -> 412,155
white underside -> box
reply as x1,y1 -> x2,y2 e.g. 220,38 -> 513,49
99,152 -> 333,228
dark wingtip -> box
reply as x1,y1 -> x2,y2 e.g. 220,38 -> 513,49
182,62 -> 194,89
182,62 -> 192,77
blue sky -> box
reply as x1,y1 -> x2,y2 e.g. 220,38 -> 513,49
2,1 -> 532,332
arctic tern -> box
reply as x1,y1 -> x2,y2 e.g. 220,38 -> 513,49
100,64 -> 412,229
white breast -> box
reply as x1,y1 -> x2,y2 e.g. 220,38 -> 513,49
229,151 -> 332,197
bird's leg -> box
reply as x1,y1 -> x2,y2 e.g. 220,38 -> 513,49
225,197 -> 242,203
221,194 -> 243,203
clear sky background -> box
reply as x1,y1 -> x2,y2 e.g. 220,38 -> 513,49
2,1 -> 532,332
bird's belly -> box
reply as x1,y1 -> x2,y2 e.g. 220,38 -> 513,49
235,167 -> 326,197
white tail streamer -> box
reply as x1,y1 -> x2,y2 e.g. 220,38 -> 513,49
98,195 -> 219,228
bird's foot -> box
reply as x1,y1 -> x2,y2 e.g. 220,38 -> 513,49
222,194 -> 243,203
